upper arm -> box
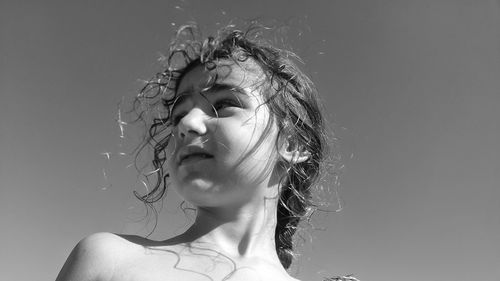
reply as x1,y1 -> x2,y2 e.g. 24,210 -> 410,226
55,232 -> 121,281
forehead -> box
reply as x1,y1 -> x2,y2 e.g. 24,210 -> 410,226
177,58 -> 266,94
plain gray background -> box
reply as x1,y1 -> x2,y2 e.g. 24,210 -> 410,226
1,1 -> 499,280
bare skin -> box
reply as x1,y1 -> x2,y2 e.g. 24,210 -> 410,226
55,232 -> 298,281
56,59 -> 306,281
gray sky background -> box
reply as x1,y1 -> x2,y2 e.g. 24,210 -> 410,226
1,1 -> 499,280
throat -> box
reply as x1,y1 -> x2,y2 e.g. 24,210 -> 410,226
183,204 -> 279,260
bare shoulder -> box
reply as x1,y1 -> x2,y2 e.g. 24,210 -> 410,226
56,233 -> 301,281
55,232 -> 146,281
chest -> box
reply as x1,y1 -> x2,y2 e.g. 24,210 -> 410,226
111,248 -> 290,281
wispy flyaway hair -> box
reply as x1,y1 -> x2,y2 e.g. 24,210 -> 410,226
134,23 -> 329,269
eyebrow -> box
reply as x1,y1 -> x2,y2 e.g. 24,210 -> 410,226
200,83 -> 247,96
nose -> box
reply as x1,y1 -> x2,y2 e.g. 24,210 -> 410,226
177,107 -> 208,139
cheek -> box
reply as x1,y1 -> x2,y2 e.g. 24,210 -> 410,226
222,125 -> 279,174
215,122 -> 269,160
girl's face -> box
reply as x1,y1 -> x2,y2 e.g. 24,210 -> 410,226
165,59 -> 280,208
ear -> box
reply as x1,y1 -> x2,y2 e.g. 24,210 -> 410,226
278,137 -> 311,164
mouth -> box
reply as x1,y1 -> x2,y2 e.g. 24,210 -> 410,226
178,147 -> 214,166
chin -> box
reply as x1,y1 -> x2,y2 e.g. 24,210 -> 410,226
174,180 -> 219,200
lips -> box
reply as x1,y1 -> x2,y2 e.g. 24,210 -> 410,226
177,146 -> 213,166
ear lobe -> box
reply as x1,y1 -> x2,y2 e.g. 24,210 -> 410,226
279,138 -> 311,163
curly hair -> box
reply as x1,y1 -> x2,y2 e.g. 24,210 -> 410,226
133,23 -> 328,269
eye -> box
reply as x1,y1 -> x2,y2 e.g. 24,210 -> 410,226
213,99 -> 241,112
169,94 -> 190,126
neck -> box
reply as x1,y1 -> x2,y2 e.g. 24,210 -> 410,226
179,194 -> 280,262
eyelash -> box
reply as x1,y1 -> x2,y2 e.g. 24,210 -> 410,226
170,99 -> 240,126
213,99 -> 239,111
